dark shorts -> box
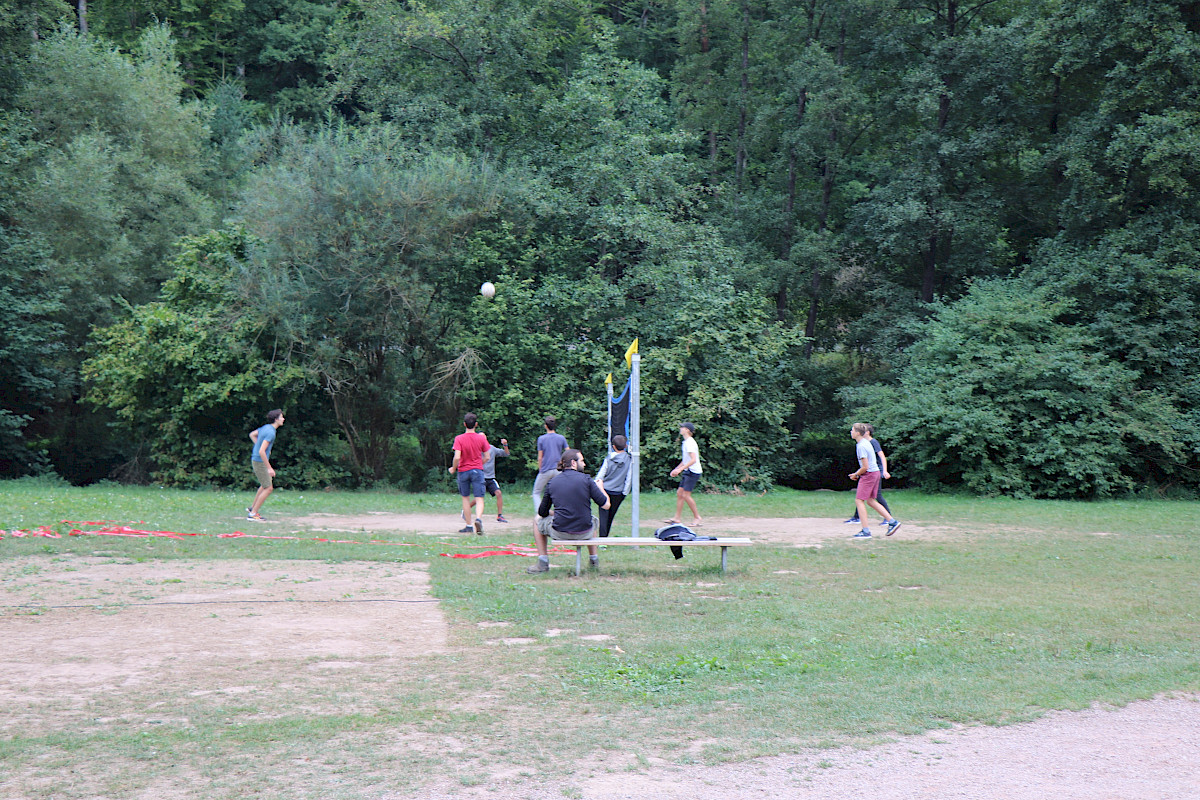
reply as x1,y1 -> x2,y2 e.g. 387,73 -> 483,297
456,468 -> 485,497
679,471 -> 700,492
856,471 -> 881,500
485,477 -> 501,496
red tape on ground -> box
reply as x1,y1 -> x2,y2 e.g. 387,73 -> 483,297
0,521 -> 424,546
439,544 -> 578,559
0,523 -> 555,560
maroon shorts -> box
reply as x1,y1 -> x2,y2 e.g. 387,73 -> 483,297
856,471 -> 881,500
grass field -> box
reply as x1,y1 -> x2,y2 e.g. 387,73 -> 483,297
2,477 -> 1198,798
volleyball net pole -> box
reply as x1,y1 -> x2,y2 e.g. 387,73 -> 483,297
629,352 -> 641,538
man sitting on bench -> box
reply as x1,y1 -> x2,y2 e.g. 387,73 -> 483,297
526,449 -> 610,574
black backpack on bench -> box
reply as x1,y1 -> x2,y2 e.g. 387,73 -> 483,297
654,524 -> 717,560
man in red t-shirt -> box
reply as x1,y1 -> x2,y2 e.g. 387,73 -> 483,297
448,412 -> 491,534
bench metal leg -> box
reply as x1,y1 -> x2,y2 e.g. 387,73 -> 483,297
720,546 -> 728,572
573,546 -> 582,576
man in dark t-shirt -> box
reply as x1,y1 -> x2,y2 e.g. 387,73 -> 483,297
526,448 -> 610,574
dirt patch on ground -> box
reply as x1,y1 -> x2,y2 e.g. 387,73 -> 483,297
0,556 -> 446,728
696,516 -> 947,545
294,511 -> 493,536
289,512 -> 945,546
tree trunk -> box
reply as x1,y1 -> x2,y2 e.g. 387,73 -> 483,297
921,233 -> 938,303
735,5 -> 750,188
803,19 -> 845,357
77,0 -> 87,33
778,145 -> 796,323
699,2 -> 719,183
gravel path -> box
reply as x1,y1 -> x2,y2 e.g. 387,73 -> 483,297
573,695 -> 1200,800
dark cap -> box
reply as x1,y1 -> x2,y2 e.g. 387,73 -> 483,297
680,422 -> 695,434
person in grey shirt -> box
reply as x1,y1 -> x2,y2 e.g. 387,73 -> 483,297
533,415 -> 568,515
594,434 -> 633,537
479,432 -> 511,523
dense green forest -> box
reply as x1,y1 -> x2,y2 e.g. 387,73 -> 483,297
1,0 -> 1196,497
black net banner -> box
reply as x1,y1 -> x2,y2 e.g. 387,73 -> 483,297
609,377 -> 631,442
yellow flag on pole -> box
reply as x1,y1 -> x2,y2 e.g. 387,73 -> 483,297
624,338 -> 638,369
605,373 -> 613,385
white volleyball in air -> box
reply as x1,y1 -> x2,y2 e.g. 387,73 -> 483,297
480,281 -> 496,298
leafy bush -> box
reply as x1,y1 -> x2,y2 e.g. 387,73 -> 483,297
83,229 -> 346,489
845,280 -> 1184,498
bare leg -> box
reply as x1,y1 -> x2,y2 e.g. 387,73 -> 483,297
461,495 -> 473,523
533,520 -> 549,556
679,489 -> 701,522
474,495 -> 485,520
495,489 -> 503,516
250,486 -> 273,515
865,497 -> 894,523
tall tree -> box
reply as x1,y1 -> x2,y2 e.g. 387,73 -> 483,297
88,0 -> 247,92
0,0 -> 64,105
0,114 -> 64,475
233,123 -> 516,480
12,25 -> 215,481
1022,0 -> 1200,484
83,228 -> 345,487
851,0 -> 1025,304
327,0 -> 594,154
91,0 -> 342,114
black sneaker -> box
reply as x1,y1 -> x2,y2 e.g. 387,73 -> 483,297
886,519 -> 901,536
852,530 -> 871,538
474,517 -> 483,535
458,526 -> 473,533
525,560 -> 549,574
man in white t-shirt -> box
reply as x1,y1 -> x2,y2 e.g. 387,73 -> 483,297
666,422 -> 703,525
848,422 -> 900,539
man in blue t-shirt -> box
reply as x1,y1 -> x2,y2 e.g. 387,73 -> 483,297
532,415 -> 568,515
247,409 -> 285,522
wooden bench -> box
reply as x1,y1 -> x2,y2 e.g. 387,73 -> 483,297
553,537 -> 753,575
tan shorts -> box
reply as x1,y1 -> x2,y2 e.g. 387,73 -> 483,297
536,514 -> 598,540
252,461 -> 273,489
